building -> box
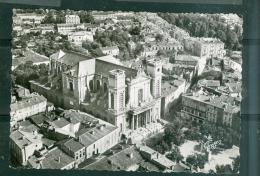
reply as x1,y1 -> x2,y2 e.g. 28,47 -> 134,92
175,55 -> 199,66
65,15 -> 80,24
184,37 -> 226,58
68,31 -> 94,45
161,78 -> 186,117
141,41 -> 183,57
16,13 -> 45,25
10,129 -> 43,166
91,11 -> 118,21
57,23 -> 84,35
181,92 -> 240,129
78,123 -> 119,159
139,145 -> 176,170
32,50 -> 162,138
224,57 -> 242,73
100,46 -> 120,57
16,86 -> 31,99
38,147 -> 75,169
84,145 -> 159,171
10,93 -> 47,127
59,138 -> 86,167
37,24 -> 55,34
198,79 -> 221,89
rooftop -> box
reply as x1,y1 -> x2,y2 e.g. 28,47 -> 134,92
10,130 -> 32,149
50,50 -> 91,67
11,94 -> 47,112
162,79 -> 185,97
198,79 -> 221,88
175,55 -> 199,63
100,45 -> 119,51
63,110 -> 99,125
61,138 -> 85,153
52,118 -> 70,128
84,146 -> 144,171
79,124 -> 117,147
40,147 -> 74,169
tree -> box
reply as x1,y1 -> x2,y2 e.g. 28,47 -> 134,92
133,43 -> 144,56
79,11 -> 94,23
186,153 -> 208,169
129,26 -> 141,35
155,34 -> 164,42
216,164 -> 233,174
164,123 -> 184,146
157,49 -> 167,57
166,147 -> 184,162
232,156 -> 240,173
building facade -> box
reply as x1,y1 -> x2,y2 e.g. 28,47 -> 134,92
65,15 -> 80,24
68,31 -> 94,45
10,94 -> 47,126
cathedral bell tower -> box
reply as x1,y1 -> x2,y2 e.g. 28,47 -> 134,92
108,69 -> 126,133
145,59 -> 162,99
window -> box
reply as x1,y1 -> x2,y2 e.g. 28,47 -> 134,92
156,80 -> 160,96
138,89 -> 143,103
119,92 -> 124,110
69,81 -> 73,91
111,93 -> 114,109
104,82 -> 107,92
89,80 -> 94,92
97,80 -> 101,90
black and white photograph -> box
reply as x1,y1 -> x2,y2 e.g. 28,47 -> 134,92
10,9 -> 242,174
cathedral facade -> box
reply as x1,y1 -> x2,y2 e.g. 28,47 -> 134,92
48,50 -> 162,135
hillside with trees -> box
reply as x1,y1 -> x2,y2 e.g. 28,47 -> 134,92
158,13 -> 242,51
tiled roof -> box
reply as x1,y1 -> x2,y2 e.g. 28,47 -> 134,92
84,146 -> 144,171
62,138 -> 85,153
52,118 -> 70,128
95,59 -> 137,78
41,147 -> 74,169
50,50 -> 91,67
63,110 -> 99,125
10,94 -> 47,112
162,79 -> 185,97
79,124 -> 117,147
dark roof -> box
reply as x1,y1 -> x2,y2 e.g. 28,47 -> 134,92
50,50 -> 91,67
41,147 -> 74,169
63,110 -> 99,124
84,146 -> 144,171
41,137 -> 56,148
95,59 -> 137,78
62,138 -> 85,153
30,113 -> 48,125
162,79 -> 185,97
52,118 -> 70,128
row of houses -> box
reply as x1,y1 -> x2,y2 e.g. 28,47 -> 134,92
10,109 -> 120,169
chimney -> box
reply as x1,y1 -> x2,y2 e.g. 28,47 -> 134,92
58,156 -> 61,163
127,152 -> 133,159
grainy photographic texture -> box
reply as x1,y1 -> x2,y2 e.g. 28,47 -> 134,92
10,9 -> 242,173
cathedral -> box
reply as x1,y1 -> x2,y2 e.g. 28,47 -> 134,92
48,50 -> 162,136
